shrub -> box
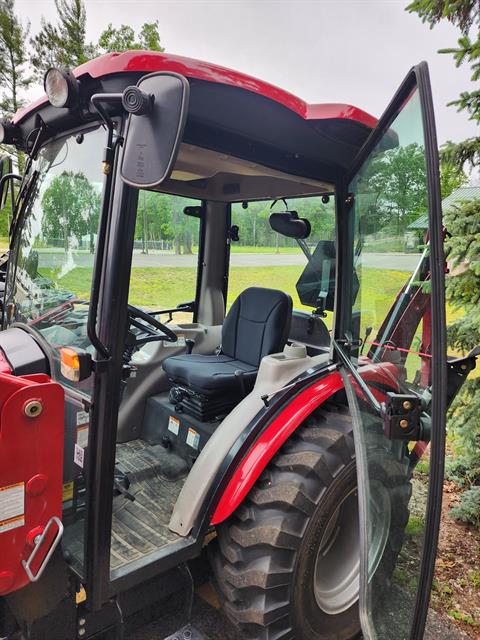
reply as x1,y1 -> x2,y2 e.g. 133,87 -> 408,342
450,486 -> 480,527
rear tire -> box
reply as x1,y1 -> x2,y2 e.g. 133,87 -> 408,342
210,404 -> 411,640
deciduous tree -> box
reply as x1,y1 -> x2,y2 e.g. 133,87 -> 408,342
42,171 -> 101,252
98,20 -> 164,54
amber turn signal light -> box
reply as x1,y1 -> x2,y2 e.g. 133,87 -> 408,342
60,347 -> 92,383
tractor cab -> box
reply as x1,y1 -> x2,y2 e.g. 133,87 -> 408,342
0,52 -> 473,640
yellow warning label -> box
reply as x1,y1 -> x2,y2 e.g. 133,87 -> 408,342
76,586 -> 87,604
62,481 -> 74,502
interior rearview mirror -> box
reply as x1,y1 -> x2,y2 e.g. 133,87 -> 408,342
120,72 -> 190,189
269,212 -> 311,239
0,155 -> 13,209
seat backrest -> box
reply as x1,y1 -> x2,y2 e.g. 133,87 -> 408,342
221,287 -> 292,367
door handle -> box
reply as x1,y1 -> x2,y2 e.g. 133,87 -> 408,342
22,516 -> 64,583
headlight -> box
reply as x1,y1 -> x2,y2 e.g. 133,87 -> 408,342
44,68 -> 79,108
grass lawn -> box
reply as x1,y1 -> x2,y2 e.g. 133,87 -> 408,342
43,263 -> 457,331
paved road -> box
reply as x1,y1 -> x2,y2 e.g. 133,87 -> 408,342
35,250 -> 421,271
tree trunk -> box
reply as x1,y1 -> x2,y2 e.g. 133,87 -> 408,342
184,229 -> 192,254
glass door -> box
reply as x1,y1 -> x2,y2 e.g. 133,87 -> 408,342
340,64 -> 446,640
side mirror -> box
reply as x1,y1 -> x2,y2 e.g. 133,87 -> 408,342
269,211 -> 311,239
0,155 -> 13,209
120,72 -> 190,188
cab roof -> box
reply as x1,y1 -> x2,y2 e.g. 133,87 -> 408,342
13,51 -> 379,186
14,51 -> 377,128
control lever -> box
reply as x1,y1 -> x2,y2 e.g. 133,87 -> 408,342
185,338 -> 195,355
235,370 -> 246,398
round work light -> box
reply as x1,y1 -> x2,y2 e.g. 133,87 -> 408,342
44,68 -> 79,108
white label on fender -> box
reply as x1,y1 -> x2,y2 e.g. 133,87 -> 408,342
0,482 -> 24,530
186,427 -> 200,450
168,415 -> 180,435
74,444 -> 85,468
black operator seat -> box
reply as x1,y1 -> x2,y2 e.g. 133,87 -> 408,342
162,287 -> 293,397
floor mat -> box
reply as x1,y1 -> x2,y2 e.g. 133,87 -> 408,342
111,439 -> 187,571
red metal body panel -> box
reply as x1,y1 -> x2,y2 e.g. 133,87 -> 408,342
211,362 -> 403,526
0,372 -> 64,595
0,349 -> 12,374
13,51 -> 378,128
211,372 -> 344,525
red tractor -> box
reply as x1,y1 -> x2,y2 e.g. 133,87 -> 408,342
0,52 -> 474,640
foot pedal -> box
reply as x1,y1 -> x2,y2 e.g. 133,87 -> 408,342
163,625 -> 206,640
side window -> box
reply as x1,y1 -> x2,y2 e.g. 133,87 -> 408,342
128,192 -> 201,322
230,195 -> 336,329
350,90 -> 432,390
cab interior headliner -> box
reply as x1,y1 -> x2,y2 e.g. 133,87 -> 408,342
158,142 -> 333,202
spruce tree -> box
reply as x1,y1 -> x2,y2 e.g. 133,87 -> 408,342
30,0 -> 96,78
0,0 -> 31,173
408,0 -> 480,524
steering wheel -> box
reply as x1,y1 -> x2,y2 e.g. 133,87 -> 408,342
127,304 -> 178,347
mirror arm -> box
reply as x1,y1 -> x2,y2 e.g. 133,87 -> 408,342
0,173 -> 21,210
91,93 -> 123,133
296,238 -> 311,260
0,173 -> 21,189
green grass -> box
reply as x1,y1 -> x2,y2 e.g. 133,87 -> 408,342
447,610 -> 478,627
468,570 -> 480,589
415,459 -> 430,475
42,263 -> 456,335
405,514 -> 425,537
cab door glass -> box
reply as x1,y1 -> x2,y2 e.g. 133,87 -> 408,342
346,83 -> 444,639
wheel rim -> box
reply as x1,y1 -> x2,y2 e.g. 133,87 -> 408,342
313,483 -> 391,615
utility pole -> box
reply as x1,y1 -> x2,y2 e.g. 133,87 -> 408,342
142,191 -> 148,254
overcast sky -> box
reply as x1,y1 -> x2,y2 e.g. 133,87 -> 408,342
15,0 -> 478,146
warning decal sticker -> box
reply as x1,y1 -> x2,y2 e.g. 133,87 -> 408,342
0,482 -> 25,534
168,415 -> 180,435
74,443 -> 85,469
186,427 -> 200,450
76,410 -> 89,427
62,481 -> 74,502
76,425 -> 89,449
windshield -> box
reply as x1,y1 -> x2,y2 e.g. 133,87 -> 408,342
7,126 -> 105,390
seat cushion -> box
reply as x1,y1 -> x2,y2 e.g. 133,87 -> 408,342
163,353 -> 257,395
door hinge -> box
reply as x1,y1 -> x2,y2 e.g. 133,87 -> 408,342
383,392 -> 430,441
